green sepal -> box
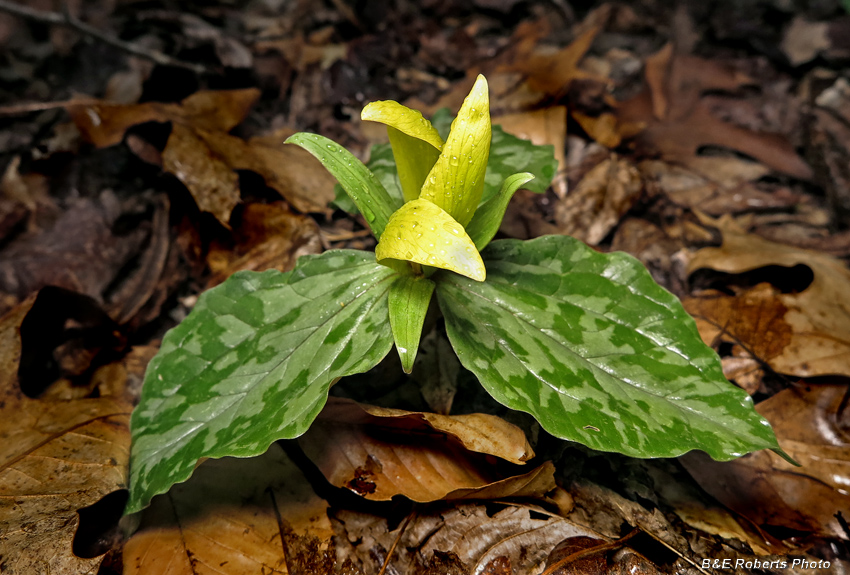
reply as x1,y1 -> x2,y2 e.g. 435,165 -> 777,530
436,236 -> 784,461
285,133 -> 401,240
388,275 -> 436,373
467,172 -> 534,251
127,250 -> 397,513
419,75 -> 491,227
375,199 -> 485,282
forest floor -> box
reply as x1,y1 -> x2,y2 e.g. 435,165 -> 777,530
1,0 -> 849,573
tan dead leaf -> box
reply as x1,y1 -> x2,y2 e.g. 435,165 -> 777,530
686,215 -> 850,378
617,45 -> 812,180
207,201 -> 322,287
682,384 -> 850,540
0,297 -> 132,575
553,156 -> 642,245
493,107 -> 567,197
123,443 -> 333,575
69,90 -> 335,224
299,398 -> 555,502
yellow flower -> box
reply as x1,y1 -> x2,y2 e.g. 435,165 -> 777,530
362,75 -> 491,282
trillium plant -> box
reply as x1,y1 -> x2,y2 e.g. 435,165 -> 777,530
127,75 -> 787,513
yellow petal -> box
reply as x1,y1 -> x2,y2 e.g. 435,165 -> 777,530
375,199 -> 486,282
418,75 -> 490,227
362,101 -> 444,203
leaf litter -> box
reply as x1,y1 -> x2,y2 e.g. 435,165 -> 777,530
2,0 -> 850,573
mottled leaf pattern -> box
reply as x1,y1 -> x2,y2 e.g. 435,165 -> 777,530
376,199 -> 485,282
419,75 -> 491,227
389,275 -> 436,373
467,172 -> 535,250
436,236 -> 781,460
286,133 -> 400,239
128,250 -> 397,513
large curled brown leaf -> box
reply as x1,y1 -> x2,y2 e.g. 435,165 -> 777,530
69,90 -> 336,224
617,44 -> 812,180
123,444 -> 333,575
0,297 -> 132,575
685,215 -> 850,378
299,398 -> 555,502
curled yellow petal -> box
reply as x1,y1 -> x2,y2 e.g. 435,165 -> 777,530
419,74 -> 490,227
375,199 -> 486,282
361,101 -> 444,150
362,101 -> 444,203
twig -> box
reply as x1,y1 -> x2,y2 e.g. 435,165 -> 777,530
0,0 -> 208,74
377,510 -> 417,575
540,529 -> 640,575
0,97 -> 101,116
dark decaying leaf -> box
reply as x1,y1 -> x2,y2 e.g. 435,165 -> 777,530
617,45 -> 813,180
682,384 -> 850,540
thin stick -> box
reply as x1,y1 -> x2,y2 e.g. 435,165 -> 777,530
0,97 -> 101,116
540,529 -> 640,575
377,510 -> 417,575
0,0 -> 208,74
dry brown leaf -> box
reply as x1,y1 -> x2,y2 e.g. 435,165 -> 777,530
553,156 -> 642,245
682,384 -> 850,540
69,90 -> 335,224
206,201 -> 322,288
0,297 -> 132,574
299,398 -> 554,502
493,107 -> 568,197
617,45 -> 812,180
686,215 -> 850,378
123,444 -> 333,575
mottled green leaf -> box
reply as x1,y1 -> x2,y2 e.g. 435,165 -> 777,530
128,250 -> 397,513
436,236 -> 782,460
362,101 -> 443,203
388,275 -> 436,373
286,133 -> 400,239
485,124 -> 556,198
376,199 -> 485,282
419,75 -> 491,227
467,172 -> 534,251
331,143 -> 403,214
